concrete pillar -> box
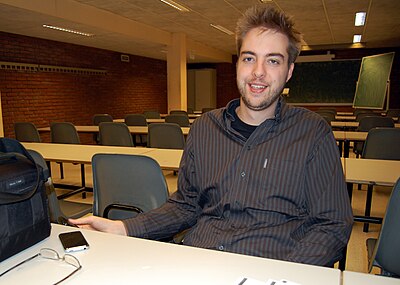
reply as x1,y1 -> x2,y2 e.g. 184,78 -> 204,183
167,33 -> 187,112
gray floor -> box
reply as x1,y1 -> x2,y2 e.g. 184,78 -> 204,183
52,156 -> 389,274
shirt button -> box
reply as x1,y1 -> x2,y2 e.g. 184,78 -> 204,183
218,245 -> 224,251
240,171 -> 246,177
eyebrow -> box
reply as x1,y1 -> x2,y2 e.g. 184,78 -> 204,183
240,50 -> 285,60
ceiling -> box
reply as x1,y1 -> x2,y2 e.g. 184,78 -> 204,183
0,0 -> 399,63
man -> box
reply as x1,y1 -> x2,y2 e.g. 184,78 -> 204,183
70,5 -> 353,267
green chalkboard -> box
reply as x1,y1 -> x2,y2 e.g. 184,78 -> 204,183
353,52 -> 395,109
285,60 -> 360,103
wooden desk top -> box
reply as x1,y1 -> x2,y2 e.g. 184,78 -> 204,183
38,126 -> 191,136
343,271 -> 400,285
345,158 -> 400,186
22,143 -> 183,171
0,224 -> 341,285
114,118 -> 196,124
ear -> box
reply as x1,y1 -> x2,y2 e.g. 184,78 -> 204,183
286,63 -> 294,82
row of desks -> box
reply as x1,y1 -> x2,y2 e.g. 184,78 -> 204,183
1,224 -> 398,285
37,126 -> 366,158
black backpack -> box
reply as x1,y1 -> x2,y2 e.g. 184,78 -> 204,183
0,138 -> 51,262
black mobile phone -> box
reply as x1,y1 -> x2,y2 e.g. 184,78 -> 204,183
59,231 -> 90,253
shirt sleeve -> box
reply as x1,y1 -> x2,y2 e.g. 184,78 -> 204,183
122,130 -> 201,240
286,124 -> 353,266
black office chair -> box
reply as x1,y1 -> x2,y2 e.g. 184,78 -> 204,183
315,111 -> 336,123
124,114 -> 148,146
98,122 -> 134,147
367,177 -> 400,277
202,107 -> 214,113
360,127 -> 400,232
14,122 -> 41,142
165,114 -> 190,127
92,114 -> 113,144
170,110 -> 188,115
50,122 -> 86,198
353,116 -> 394,157
92,153 -> 169,220
27,149 -> 92,223
385,109 -> 400,121
147,123 -> 185,150
143,110 -> 161,119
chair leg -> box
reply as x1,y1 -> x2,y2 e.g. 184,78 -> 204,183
80,164 -> 86,199
363,184 -> 374,232
59,162 -> 64,179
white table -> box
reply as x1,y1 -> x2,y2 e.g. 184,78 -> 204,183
343,271 -> 400,284
0,224 -> 341,285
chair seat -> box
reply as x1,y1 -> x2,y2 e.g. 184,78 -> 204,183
59,200 -> 92,219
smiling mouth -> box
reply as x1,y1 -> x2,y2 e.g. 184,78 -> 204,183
249,83 -> 267,93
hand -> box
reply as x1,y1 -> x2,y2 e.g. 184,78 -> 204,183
68,216 -> 127,236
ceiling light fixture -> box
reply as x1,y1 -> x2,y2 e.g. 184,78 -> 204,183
43,24 -> 94,37
259,0 -> 274,3
160,0 -> 190,12
353,34 -> 362,43
210,24 -> 234,36
355,12 -> 366,26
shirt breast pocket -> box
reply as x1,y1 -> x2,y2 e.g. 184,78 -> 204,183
253,158 -> 305,215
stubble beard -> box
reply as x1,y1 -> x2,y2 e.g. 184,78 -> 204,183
238,80 -> 284,111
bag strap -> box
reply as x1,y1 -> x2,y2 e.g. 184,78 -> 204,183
0,138 -> 42,204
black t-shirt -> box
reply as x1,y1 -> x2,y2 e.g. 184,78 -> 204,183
231,110 -> 257,139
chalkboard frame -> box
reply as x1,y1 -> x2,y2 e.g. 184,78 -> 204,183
353,52 -> 395,110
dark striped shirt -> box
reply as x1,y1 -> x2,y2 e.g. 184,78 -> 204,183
124,97 -> 353,267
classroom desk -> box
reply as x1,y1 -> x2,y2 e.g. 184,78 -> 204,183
344,158 -> 400,232
161,113 -> 201,119
331,121 -> 400,129
114,118 -> 196,124
0,224 -> 342,285
22,143 -> 183,171
335,115 -> 356,121
342,271 -> 400,285
38,125 -> 191,136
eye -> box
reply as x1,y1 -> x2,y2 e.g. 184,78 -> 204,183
268,58 -> 281,65
242,56 -> 255,63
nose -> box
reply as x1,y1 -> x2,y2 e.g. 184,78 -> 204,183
252,61 -> 265,78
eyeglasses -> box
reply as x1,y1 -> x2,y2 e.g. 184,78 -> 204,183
0,248 -> 82,284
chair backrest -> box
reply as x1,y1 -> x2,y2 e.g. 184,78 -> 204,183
147,123 -> 185,149
93,114 -> 113,125
369,177 -> 400,276
358,116 -> 394,131
356,112 -> 379,122
386,109 -> 400,118
92,153 -> 169,219
354,109 -> 374,117
317,108 -> 336,115
99,122 -> 134,147
202,107 -> 214,113
50,122 -> 80,144
14,122 -> 41,142
362,128 -> 400,160
143,111 -> 161,119
170,110 -> 188,115
124,114 -> 148,126
165,114 -> 190,127
315,111 -> 336,123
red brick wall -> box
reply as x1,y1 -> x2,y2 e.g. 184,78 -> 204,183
0,32 -> 167,143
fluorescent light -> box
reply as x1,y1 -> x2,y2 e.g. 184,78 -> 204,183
43,24 -> 94,37
259,0 -> 273,2
160,0 -> 190,12
353,34 -> 362,43
210,24 -> 234,36
355,12 -> 366,26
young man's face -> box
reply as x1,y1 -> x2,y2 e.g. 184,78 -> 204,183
236,27 -> 294,113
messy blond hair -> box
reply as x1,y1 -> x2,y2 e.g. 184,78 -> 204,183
236,5 -> 302,65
